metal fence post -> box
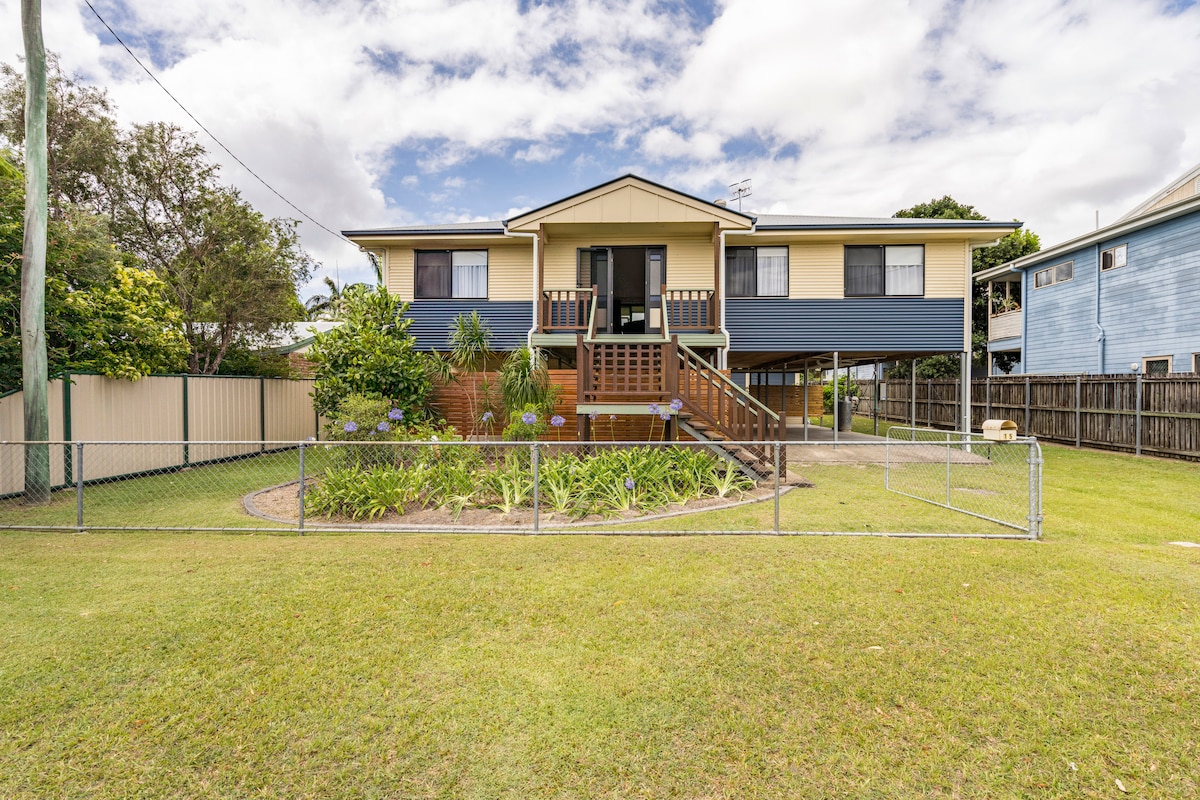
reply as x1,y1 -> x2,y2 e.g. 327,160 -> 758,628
1135,372 -> 1143,456
945,437 -> 953,508
297,441 -> 306,535
532,443 -> 540,533
773,442 -> 780,534
1027,438 -> 1043,540
75,442 -> 84,532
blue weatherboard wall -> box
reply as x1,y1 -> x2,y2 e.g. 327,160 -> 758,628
404,301 -> 532,351
725,299 -> 964,352
1023,210 -> 1200,374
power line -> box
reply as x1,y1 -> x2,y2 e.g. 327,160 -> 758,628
81,0 -> 354,247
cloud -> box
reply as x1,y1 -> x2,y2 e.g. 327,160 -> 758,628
1,0 -> 1197,281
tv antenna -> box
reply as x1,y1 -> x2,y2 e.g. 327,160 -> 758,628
729,179 -> 752,212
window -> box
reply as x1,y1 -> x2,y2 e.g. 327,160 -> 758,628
1193,353 -> 1200,374
843,245 -> 924,297
726,246 -> 788,297
415,250 -> 487,299
1143,356 -> 1171,375
1033,260 -> 1073,289
1100,244 -> 1127,271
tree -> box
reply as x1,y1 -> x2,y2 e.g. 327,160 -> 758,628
892,196 -> 1040,375
0,53 -> 119,215
1,153 -> 188,391
107,122 -> 313,374
307,285 -> 434,417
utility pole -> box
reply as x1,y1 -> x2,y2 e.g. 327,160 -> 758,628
22,0 -> 50,504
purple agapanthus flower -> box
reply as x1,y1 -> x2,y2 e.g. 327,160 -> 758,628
343,421 -> 358,433
482,410 -> 494,423
522,411 -> 537,425
550,414 -> 565,427
609,414 -> 617,421
669,398 -> 683,412
648,402 -> 660,414
388,408 -> 404,421
588,411 -> 598,421
377,421 -> 390,432
624,478 -> 635,490
659,411 -> 671,422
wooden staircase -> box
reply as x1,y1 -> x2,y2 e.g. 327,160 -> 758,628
575,293 -> 784,479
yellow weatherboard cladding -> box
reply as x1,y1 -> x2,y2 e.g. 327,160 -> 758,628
387,237 -> 969,301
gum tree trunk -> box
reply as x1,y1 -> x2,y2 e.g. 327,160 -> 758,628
21,0 -> 49,504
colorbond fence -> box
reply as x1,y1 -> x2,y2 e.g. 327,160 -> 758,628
855,374 -> 1200,460
0,373 -> 319,495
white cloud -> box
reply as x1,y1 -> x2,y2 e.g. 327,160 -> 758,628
1,0 -> 1197,273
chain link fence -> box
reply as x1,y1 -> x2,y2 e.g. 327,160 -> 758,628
0,435 -> 1041,538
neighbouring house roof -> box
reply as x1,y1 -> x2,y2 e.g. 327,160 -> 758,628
1118,161 -> 1200,223
975,193 -> 1200,282
271,321 -> 342,354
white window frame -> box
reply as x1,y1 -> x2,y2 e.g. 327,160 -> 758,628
1193,353 -> 1200,374
1142,356 -> 1171,375
843,245 -> 925,298
1033,260 -> 1073,289
1100,244 -> 1127,272
414,249 -> 488,300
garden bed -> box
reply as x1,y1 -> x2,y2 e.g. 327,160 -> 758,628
245,478 -> 803,530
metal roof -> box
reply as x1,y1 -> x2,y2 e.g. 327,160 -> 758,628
751,213 -> 1022,230
343,221 -> 505,237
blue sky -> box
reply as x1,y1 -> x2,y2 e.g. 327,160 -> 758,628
2,0 -> 1199,294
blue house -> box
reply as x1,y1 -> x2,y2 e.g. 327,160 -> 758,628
977,170 -> 1200,376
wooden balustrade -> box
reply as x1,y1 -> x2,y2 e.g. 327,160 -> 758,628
661,288 -> 716,332
540,287 -> 595,332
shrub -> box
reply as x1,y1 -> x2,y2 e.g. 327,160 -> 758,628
308,285 -> 434,417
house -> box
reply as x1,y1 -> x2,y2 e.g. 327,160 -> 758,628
344,175 -> 1018,463
977,165 -> 1200,376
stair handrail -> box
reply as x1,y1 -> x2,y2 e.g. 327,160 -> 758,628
676,341 -> 780,425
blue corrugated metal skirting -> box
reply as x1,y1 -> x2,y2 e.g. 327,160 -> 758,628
405,301 -> 532,351
725,298 -> 964,351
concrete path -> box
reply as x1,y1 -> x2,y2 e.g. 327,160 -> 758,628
784,424 -> 994,466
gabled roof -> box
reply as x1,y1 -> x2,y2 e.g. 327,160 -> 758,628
505,174 -> 754,231
976,193 -> 1200,281
1118,161 -> 1200,223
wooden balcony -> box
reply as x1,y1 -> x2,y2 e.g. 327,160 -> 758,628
662,289 -> 717,333
539,288 -> 595,333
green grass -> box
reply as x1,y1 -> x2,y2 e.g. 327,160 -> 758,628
1,445 -> 1199,797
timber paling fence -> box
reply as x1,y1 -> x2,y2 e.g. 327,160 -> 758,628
856,374 -> 1200,461
0,436 -> 1041,539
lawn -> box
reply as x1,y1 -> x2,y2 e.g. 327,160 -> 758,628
2,444 -> 1199,798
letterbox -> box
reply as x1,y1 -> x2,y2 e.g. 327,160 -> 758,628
981,419 -> 1018,442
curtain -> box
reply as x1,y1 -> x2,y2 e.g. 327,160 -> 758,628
452,250 -> 488,298
415,251 -> 451,298
885,246 -> 923,296
756,247 -> 788,296
844,246 -> 884,296
727,247 -> 756,296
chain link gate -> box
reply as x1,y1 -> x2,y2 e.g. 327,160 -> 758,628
0,436 -> 1041,538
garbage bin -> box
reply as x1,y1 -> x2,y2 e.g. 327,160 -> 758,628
837,398 -> 852,431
